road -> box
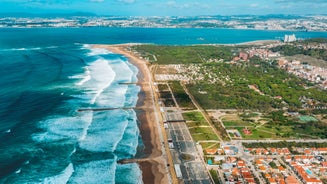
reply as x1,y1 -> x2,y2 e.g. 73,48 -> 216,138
231,139 -> 327,143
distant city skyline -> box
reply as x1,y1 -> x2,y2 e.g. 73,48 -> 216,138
0,0 -> 326,16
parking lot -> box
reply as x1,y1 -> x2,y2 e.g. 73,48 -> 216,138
165,112 -> 211,184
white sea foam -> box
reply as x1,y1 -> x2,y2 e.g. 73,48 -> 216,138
45,46 -> 59,49
95,84 -> 128,107
15,169 -> 21,174
94,58 -> 134,107
83,45 -> 112,56
68,159 -> 116,183
69,147 -> 77,157
42,163 -> 74,184
30,46 -> 142,183
10,47 -> 41,51
115,163 -> 143,184
87,58 -> 116,104
115,111 -> 140,156
79,112 -> 93,142
32,113 -> 93,143
75,67 -> 91,86
0,46 -> 57,52
79,110 -> 129,152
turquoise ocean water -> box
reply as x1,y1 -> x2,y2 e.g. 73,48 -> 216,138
0,28 -> 326,183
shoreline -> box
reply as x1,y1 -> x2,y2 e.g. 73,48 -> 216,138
99,39 -> 281,47
93,44 -> 168,184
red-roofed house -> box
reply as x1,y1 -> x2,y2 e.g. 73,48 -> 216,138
206,149 -> 217,155
278,166 -> 286,173
237,160 -> 246,168
268,178 -> 277,184
321,162 -> 327,168
285,176 -> 299,184
318,148 -> 327,154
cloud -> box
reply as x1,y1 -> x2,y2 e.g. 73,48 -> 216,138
117,0 -> 135,4
165,1 -> 210,9
250,3 -> 259,8
90,0 -> 104,2
26,0 -> 69,3
275,0 -> 327,3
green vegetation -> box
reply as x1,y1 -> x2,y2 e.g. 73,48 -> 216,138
236,127 -> 276,139
293,121 -> 327,139
269,161 -> 277,169
183,111 -> 219,141
169,81 -> 195,109
222,111 -> 327,139
133,45 -> 327,139
270,44 -> 327,61
210,118 -> 230,141
134,45 -> 327,112
200,142 -> 220,150
240,112 -> 260,118
158,90 -> 176,107
223,121 -> 250,127
132,45 -> 233,64
298,115 -> 318,122
183,111 -> 207,123
157,83 -> 169,91
301,38 -> 327,44
188,61 -> 327,111
209,169 -> 221,184
189,127 -> 219,141
243,141 -> 327,149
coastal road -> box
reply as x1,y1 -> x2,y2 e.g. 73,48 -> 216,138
231,139 -> 327,143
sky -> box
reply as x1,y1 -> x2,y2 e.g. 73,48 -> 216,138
0,0 -> 326,16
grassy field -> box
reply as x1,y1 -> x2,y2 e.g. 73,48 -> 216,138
189,127 -> 219,141
186,121 -> 209,127
183,111 -> 207,123
235,127 -> 276,139
200,142 -> 220,150
222,114 -> 252,127
169,81 -> 196,109
132,45 -> 233,64
183,111 -> 219,142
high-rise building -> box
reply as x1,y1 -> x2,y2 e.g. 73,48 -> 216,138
284,34 -> 297,42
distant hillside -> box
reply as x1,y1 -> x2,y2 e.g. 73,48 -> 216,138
0,12 -> 97,18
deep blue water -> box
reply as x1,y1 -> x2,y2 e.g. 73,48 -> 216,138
0,27 -> 326,183
1,27 -> 327,48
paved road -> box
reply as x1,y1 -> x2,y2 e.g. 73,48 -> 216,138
231,139 -> 327,143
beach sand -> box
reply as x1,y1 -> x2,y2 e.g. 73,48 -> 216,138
93,44 -> 168,184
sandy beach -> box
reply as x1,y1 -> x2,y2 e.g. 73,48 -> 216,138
93,44 -> 168,184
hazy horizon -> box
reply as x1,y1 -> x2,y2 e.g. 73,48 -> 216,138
0,0 -> 326,16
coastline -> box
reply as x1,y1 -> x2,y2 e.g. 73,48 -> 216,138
203,39 -> 281,46
107,39 -> 281,47
93,44 -> 168,184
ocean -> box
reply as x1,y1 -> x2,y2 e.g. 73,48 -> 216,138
0,27 -> 327,183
